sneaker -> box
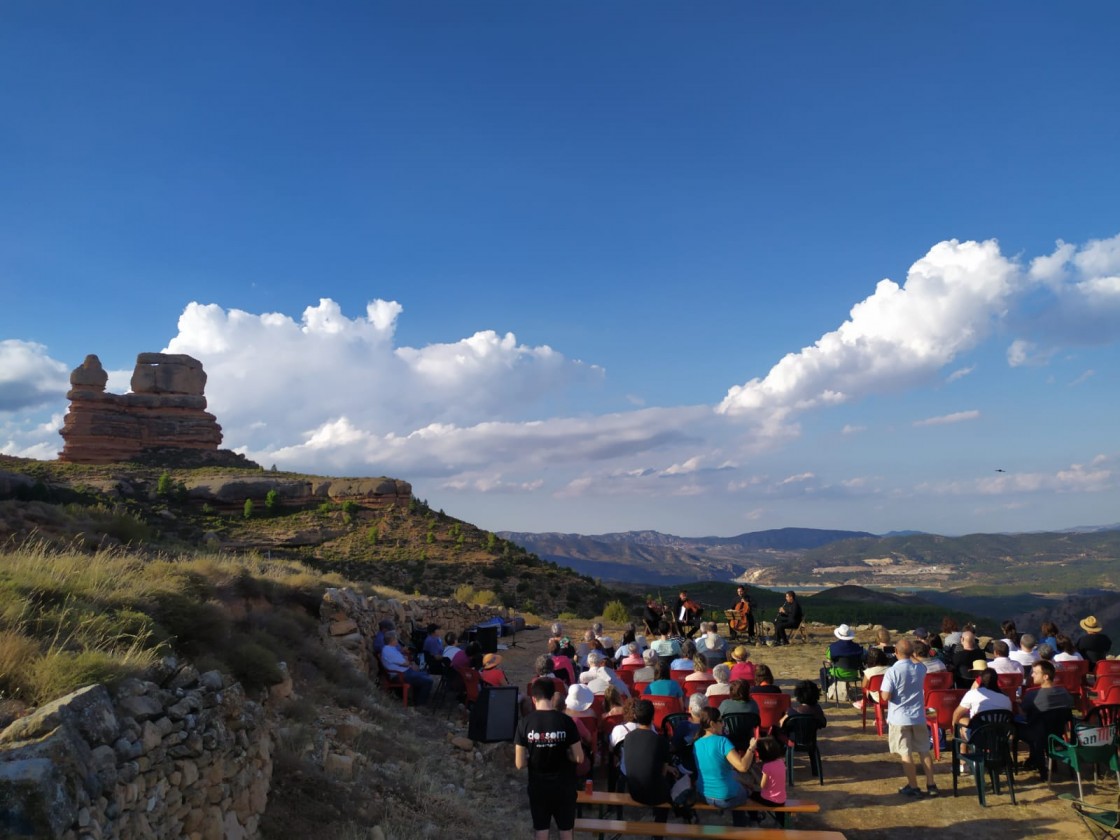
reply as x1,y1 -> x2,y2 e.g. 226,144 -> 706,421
926,785 -> 939,798
898,785 -> 922,797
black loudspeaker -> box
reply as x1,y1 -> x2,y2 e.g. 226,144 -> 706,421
468,685 -> 519,742
472,624 -> 499,654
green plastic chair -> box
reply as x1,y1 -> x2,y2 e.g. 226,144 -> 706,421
1062,792 -> 1120,839
952,710 -> 1018,806
1049,720 -> 1120,800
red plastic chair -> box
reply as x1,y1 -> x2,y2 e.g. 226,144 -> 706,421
1053,667 -> 1087,712
591,694 -> 606,718
1095,660 -> 1120,679
995,672 -> 1024,715
924,671 -> 954,702
376,660 -> 412,707
618,662 -> 642,674
1087,675 -> 1120,708
684,677 -> 716,698
1057,659 -> 1091,686
671,672 -> 691,691
861,675 -> 891,736
617,670 -> 636,692
640,693 -> 684,731
756,693 -> 792,733
707,692 -> 726,709
925,688 -> 966,760
457,666 -> 480,706
633,681 -> 650,696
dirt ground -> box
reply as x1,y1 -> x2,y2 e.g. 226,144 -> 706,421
494,621 -> 1105,839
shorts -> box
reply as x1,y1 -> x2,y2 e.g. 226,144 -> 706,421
527,776 -> 576,832
888,723 -> 931,758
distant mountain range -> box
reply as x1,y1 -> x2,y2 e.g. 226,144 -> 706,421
497,527 -> 875,584
499,525 -> 1120,590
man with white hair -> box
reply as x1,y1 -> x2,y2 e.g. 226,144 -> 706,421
580,650 -> 631,697
634,648 -> 658,683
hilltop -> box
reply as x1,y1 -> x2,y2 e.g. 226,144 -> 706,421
0,455 -> 617,618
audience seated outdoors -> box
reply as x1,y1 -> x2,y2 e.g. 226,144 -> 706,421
951,630 -> 982,688
853,648 -> 890,711
618,642 -> 645,668
634,648 -> 658,683
997,619 -> 1021,654
729,645 -> 755,683
718,679 -> 759,718
580,650 -> 631,696
989,640 -> 1023,674
379,630 -> 433,705
650,622 -> 682,660
752,664 -> 781,694
670,640 -> 697,672
1054,633 -> 1084,662
479,652 -> 511,688
951,667 -> 1012,740
1078,615 -> 1112,665
443,631 -> 469,670
1039,621 -> 1060,655
547,639 -> 577,684
644,661 -> 684,698
913,640 -> 945,673
603,685 -> 627,717
821,623 -> 863,701
702,630 -> 727,669
693,708 -> 756,827
706,663 -> 733,699
1011,634 -> 1041,669
941,617 -> 963,649
782,680 -> 828,734
1018,659 -> 1075,779
685,654 -> 713,683
562,684 -> 596,780
620,699 -> 676,825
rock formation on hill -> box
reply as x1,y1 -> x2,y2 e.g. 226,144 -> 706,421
59,353 -> 253,467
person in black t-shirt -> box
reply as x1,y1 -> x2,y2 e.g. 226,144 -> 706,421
1077,616 -> 1112,665
515,679 -> 585,840
622,699 -> 676,824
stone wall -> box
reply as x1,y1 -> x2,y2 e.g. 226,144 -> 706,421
321,588 -> 510,675
0,661 -> 273,840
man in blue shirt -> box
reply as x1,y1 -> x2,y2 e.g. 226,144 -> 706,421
421,623 -> 444,667
880,638 -> 938,797
380,631 -> 433,705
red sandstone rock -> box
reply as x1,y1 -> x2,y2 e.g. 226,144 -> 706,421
59,353 -> 225,464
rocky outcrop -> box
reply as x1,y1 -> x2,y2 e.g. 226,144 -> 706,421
182,476 -> 412,510
59,354 -> 228,465
0,665 -> 271,840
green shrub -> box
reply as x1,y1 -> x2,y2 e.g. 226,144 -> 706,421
26,649 -> 142,704
243,499 -> 254,519
265,489 -> 279,513
470,590 -> 498,607
157,472 -> 172,497
602,600 -> 630,624
226,640 -> 283,690
452,584 -> 475,603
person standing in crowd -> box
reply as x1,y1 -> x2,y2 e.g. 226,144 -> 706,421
515,679 -> 585,840
880,639 -> 938,797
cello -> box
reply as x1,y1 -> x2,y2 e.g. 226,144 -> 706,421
727,586 -> 754,640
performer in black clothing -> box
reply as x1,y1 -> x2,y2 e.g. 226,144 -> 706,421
773,591 -> 803,646
642,597 -> 664,636
675,590 -> 703,640
728,584 -> 755,642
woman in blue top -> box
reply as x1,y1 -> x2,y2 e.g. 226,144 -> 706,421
693,708 -> 755,826
644,661 -> 684,699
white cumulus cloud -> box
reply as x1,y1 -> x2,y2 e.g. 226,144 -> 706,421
913,410 -> 980,427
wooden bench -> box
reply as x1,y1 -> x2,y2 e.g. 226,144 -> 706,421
576,790 -> 820,829
574,818 -> 844,839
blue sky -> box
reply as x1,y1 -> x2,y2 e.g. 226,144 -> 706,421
2,3 -> 1119,537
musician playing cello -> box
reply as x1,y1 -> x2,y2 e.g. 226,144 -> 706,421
675,590 -> 703,639
728,584 -> 755,643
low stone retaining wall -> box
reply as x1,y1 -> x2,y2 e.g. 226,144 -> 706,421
0,661 -> 272,840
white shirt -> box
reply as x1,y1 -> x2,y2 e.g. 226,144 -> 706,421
381,644 -> 409,675
959,686 -> 1012,719
991,657 -> 1024,675
1010,649 -> 1040,668
1055,651 -> 1084,662
918,657 -> 947,673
